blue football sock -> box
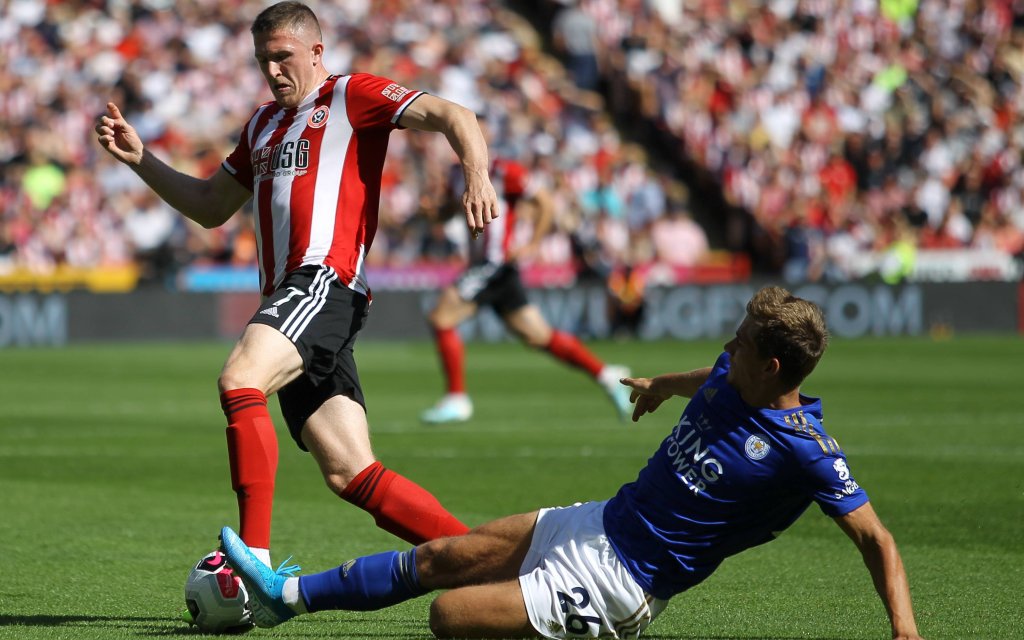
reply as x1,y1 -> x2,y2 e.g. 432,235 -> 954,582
299,548 -> 427,612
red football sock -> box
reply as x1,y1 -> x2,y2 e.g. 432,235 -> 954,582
221,388 -> 278,550
544,330 -> 604,377
341,461 -> 469,544
434,327 -> 466,394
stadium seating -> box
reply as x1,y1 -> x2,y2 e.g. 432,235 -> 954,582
1,0 -> 1021,290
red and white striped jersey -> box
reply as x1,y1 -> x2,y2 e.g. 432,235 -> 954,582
223,73 -> 424,297
468,157 -> 528,266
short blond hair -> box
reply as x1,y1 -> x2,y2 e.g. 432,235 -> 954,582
745,286 -> 829,388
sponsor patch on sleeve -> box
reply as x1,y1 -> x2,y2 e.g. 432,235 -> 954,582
381,83 -> 412,102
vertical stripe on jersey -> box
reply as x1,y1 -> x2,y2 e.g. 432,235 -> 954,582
266,110 -> 310,293
485,198 -> 513,264
301,79 -> 350,270
245,104 -> 278,294
329,78 -> 390,294
499,202 -> 516,260
253,106 -> 293,296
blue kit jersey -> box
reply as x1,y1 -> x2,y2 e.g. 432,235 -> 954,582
604,353 -> 869,600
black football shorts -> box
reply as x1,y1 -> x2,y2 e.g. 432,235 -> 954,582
455,262 -> 529,316
249,265 -> 368,450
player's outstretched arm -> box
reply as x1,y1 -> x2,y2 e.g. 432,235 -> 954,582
620,368 -> 712,422
397,94 -> 498,237
95,102 -> 250,228
834,503 -> 923,640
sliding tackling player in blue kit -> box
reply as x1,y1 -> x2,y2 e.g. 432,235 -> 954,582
219,286 -> 923,640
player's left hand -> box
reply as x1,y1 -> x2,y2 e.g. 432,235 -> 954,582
463,172 -> 498,238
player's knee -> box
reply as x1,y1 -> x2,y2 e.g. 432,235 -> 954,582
217,369 -> 244,394
428,306 -> 458,330
219,371 -> 261,395
428,596 -> 459,639
523,332 -> 548,350
412,538 -> 447,577
426,309 -> 444,329
428,290 -> 465,330
218,361 -> 272,395
518,325 -> 551,350
324,471 -> 354,497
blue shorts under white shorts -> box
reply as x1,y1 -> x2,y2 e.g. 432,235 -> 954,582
518,500 -> 668,639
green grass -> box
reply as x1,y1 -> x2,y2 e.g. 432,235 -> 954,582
1,336 -> 1022,639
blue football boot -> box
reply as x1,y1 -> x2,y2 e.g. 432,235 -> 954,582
219,526 -> 301,628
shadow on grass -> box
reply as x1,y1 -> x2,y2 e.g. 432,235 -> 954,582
646,636 -> 842,640
0,613 -> 432,638
0,614 -> 241,637
0,615 -> 845,639
0,614 -> 168,626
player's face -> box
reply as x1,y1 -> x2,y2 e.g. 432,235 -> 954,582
253,28 -> 324,109
724,317 -> 765,393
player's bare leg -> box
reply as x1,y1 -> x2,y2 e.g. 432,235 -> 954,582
221,512 -> 538,630
417,511 -> 537,588
429,581 -> 536,639
422,286 -> 479,423
502,304 -> 553,348
503,305 -> 633,420
218,323 -> 305,566
219,323 -> 305,395
306,395 -> 468,543
301,395 -> 377,491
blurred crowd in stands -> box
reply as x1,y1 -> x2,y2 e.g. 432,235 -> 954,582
543,0 -> 1024,281
1,0 -> 1022,299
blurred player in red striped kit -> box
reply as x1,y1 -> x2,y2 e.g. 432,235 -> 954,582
421,135 -> 632,424
96,1 -> 498,569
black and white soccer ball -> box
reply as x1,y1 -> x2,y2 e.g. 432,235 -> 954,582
184,551 -> 254,634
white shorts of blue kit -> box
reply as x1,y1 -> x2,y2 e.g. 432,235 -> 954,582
518,500 -> 668,639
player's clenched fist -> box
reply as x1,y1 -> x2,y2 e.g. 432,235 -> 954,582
95,102 -> 144,166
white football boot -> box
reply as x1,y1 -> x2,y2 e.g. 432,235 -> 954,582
420,393 -> 473,424
598,364 -> 633,421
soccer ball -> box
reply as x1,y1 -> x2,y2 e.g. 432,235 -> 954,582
184,551 -> 254,634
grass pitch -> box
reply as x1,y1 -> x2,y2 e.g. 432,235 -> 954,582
0,336 -> 1021,639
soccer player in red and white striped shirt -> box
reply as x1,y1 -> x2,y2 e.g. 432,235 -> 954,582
421,139 -> 633,424
96,1 -> 498,569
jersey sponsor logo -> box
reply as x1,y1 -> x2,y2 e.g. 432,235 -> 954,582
835,479 -> 861,499
833,458 -> 850,480
744,434 -> 770,460
665,416 -> 725,495
832,459 -> 860,499
307,105 -> 330,128
252,139 -> 311,182
381,82 -> 411,102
